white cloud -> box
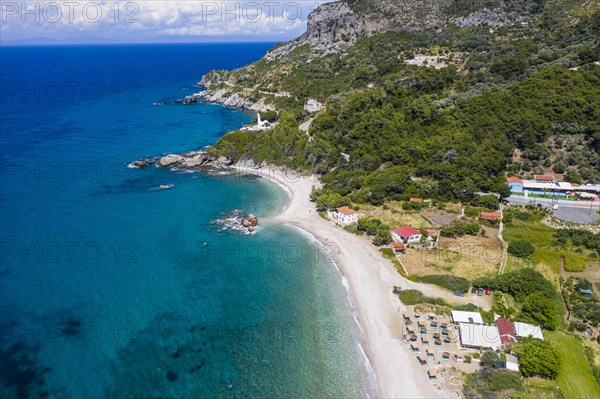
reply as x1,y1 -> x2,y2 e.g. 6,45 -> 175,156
0,1 -> 329,42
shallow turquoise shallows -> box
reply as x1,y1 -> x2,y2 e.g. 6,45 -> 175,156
0,44 -> 369,398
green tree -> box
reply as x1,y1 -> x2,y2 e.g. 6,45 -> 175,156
516,339 -> 562,379
481,351 -> 500,368
553,161 -> 567,174
316,191 -> 344,210
522,292 -> 558,330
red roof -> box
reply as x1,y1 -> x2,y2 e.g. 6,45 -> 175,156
480,212 -> 502,221
427,230 -> 436,237
336,206 -> 357,215
496,318 -> 517,344
410,198 -> 424,203
534,175 -> 556,182
391,242 -> 406,251
506,177 -> 523,184
393,226 -> 421,239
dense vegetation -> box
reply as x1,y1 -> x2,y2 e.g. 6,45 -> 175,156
555,229 -> 600,254
516,339 -> 562,379
216,66 -> 600,205
356,218 -> 392,246
212,0 -> 600,205
474,268 -> 564,329
464,351 -> 524,399
562,277 -> 600,325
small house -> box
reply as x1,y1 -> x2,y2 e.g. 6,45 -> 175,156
480,212 -> 502,222
506,177 -> 524,193
410,198 -> 424,203
333,206 -> 358,224
392,226 -> 422,244
534,175 -> 556,182
391,242 -> 406,254
304,99 -> 323,113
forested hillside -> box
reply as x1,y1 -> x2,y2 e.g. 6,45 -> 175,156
205,0 -> 600,205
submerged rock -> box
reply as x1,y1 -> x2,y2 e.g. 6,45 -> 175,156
166,370 -> 178,382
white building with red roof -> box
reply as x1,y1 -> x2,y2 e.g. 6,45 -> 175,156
333,206 -> 358,224
392,226 -> 422,244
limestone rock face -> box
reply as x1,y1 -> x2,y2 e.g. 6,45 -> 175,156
195,0 -> 533,109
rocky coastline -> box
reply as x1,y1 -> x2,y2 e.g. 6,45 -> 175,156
128,150 -> 234,172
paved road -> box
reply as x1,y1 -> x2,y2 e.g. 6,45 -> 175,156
506,195 -> 599,224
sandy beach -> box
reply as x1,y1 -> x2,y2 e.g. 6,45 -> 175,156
234,165 -> 445,398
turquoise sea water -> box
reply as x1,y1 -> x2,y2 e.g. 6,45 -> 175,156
0,44 -> 369,398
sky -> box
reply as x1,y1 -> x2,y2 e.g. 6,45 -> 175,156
0,1 -> 330,45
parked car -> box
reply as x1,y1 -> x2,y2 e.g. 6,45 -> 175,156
485,288 -> 491,295
471,287 -> 477,294
477,289 -> 484,296
454,290 -> 464,297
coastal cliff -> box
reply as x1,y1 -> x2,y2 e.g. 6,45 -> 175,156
193,0 -> 538,110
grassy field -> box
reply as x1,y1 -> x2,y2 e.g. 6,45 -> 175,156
521,377 -> 561,399
545,331 -> 600,399
503,217 -> 559,247
401,225 -> 502,279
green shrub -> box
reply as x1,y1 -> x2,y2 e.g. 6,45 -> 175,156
415,274 -> 470,292
441,220 -> 481,238
508,240 -> 535,257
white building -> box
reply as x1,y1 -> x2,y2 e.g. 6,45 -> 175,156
451,310 -> 484,325
458,323 -> 502,350
392,226 -> 422,244
513,322 -> 544,340
241,113 -> 272,132
304,99 -> 323,113
505,354 -> 520,372
333,206 -> 358,224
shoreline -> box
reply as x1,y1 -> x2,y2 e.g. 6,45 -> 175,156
233,164 -> 444,398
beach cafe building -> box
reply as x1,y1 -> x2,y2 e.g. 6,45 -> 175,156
507,176 -> 600,199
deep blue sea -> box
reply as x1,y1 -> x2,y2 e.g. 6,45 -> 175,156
0,44 -> 368,398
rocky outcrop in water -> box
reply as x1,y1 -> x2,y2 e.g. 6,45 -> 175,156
211,210 -> 260,235
129,151 -> 233,172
